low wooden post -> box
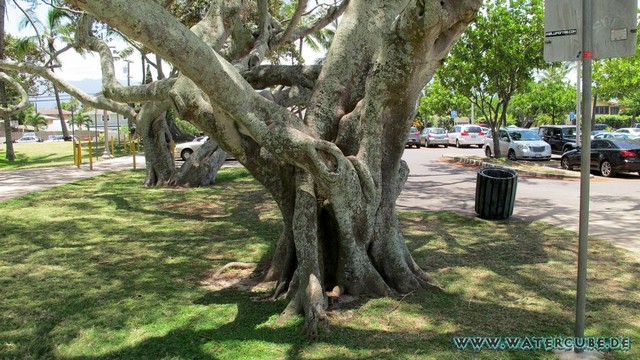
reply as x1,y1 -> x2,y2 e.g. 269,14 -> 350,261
130,139 -> 136,170
77,138 -> 83,167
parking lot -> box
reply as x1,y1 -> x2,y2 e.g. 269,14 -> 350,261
398,145 -> 640,253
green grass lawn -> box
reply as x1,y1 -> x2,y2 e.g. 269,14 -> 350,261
0,142 -> 132,171
0,168 -> 638,359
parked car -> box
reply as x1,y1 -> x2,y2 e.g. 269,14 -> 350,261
45,135 -> 66,142
174,136 -> 209,160
420,127 -> 448,148
14,135 -> 42,143
593,123 -> 608,131
448,124 -> 485,148
591,132 -> 636,140
406,127 -> 421,148
484,127 -> 551,161
538,125 -> 577,155
560,138 -> 640,177
613,128 -> 640,139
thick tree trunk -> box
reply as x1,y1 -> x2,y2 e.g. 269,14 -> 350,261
56,0 -> 482,340
138,103 -> 176,187
0,0 -> 15,160
52,84 -> 70,139
170,139 -> 227,187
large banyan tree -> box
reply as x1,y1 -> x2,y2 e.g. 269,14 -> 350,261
1,0 -> 481,338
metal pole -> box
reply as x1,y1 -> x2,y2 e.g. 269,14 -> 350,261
576,0 -> 593,345
71,98 -> 76,140
575,60 -> 581,147
102,109 -> 112,159
94,109 -> 98,161
117,113 -> 121,148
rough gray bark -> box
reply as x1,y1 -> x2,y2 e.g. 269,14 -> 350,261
4,0 -> 481,338
170,139 -> 227,187
0,0 -> 15,160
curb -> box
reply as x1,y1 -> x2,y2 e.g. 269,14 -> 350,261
443,155 -> 585,180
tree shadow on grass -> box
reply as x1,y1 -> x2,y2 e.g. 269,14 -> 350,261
2,172 -> 639,359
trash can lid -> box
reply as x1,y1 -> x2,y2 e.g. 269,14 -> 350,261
478,167 -> 517,179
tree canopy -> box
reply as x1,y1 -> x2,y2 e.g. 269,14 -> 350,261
593,41 -> 640,118
436,0 -> 545,156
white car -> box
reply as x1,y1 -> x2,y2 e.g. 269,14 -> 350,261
484,128 -> 551,161
614,128 -> 640,139
174,136 -> 208,161
448,124 -> 485,148
45,135 -> 66,142
15,136 -> 42,143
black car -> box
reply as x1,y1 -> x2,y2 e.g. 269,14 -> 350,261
538,125 -> 577,155
560,139 -> 640,177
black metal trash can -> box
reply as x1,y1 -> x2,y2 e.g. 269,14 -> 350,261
475,168 -> 518,219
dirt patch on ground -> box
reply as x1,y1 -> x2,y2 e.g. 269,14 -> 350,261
200,263 -> 275,293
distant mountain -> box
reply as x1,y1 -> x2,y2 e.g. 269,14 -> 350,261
69,78 -> 103,95
34,78 -> 102,110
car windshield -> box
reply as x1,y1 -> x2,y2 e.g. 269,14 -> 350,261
465,126 -> 482,133
509,130 -> 540,141
431,128 -> 446,134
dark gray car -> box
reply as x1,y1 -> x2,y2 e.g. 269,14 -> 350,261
406,127 -> 421,148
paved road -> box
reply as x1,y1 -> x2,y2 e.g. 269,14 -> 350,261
397,146 -> 640,253
0,155 -> 147,202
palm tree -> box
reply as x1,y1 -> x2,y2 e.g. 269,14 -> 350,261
70,113 -> 92,131
24,111 -> 47,131
18,2 -> 75,139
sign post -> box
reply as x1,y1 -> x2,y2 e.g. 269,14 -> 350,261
544,0 -> 637,351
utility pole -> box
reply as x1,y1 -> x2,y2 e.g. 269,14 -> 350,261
102,109 -> 112,159
124,59 -> 133,86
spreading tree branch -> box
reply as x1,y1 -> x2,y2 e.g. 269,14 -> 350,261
0,60 -> 136,118
0,73 -> 30,117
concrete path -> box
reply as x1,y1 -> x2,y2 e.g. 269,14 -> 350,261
0,155 -> 146,202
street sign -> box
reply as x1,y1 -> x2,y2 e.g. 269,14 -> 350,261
592,0 -> 637,59
544,0 -> 637,62
451,110 -> 458,119
544,0 -> 582,62
569,111 -> 575,120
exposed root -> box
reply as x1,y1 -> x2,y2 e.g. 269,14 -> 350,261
387,290 -> 415,316
304,302 -> 329,340
214,261 -> 258,276
271,280 -> 288,300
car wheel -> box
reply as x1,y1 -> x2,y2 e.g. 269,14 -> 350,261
456,139 -> 461,148
561,156 -> 572,170
478,144 -> 483,148
485,146 -> 492,158
416,142 -> 421,148
181,149 -> 193,161
508,150 -> 517,161
600,160 -> 613,177
444,144 -> 448,148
